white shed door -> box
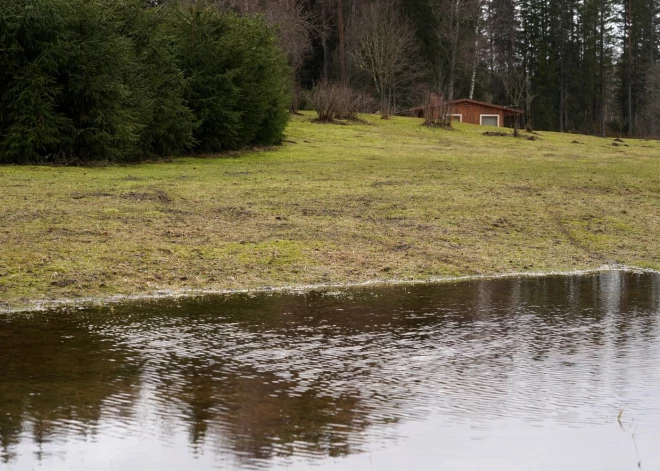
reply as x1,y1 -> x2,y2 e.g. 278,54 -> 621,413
481,116 -> 499,127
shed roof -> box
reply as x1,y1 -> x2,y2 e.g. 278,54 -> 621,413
448,98 -> 524,114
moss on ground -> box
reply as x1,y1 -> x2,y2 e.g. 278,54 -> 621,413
1,113 -> 660,310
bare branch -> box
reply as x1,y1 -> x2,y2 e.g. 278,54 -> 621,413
346,0 -> 421,118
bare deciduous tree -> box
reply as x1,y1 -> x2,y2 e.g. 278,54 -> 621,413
314,0 -> 335,80
218,0 -> 315,110
346,0 -> 420,119
496,65 -> 534,136
641,64 -> 660,137
432,0 -> 481,102
421,91 -> 452,127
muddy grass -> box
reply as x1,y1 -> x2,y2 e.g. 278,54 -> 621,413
1,113 -> 660,311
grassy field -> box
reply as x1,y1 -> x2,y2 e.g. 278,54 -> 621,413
1,112 -> 660,310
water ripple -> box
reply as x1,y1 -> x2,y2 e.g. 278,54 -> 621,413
1,271 -> 660,470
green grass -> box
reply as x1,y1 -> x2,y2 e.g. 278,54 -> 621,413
1,112 -> 660,310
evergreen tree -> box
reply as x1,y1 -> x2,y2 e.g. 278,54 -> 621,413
0,0 -> 73,163
115,0 -> 197,156
0,0 -> 290,163
172,6 -> 290,152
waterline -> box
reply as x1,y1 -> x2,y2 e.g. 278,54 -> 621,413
2,264 -> 658,315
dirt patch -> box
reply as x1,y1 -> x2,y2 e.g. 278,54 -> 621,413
483,131 -> 539,141
71,191 -> 114,200
492,217 -> 509,228
50,278 -> 77,288
423,123 -> 454,130
301,207 -> 342,217
371,180 -> 399,187
393,243 -> 413,252
312,118 -> 347,125
121,190 -> 171,203
214,206 -> 255,219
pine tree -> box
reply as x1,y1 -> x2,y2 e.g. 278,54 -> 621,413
171,6 -> 290,152
0,0 -> 291,163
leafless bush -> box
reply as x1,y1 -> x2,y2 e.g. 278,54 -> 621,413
496,66 -> 534,136
312,81 -> 373,121
347,0 -> 421,119
312,82 -> 337,121
418,90 -> 451,127
336,88 -> 374,120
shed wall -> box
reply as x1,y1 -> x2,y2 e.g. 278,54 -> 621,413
449,102 -> 504,127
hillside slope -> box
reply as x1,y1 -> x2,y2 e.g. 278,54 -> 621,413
1,113 -> 660,310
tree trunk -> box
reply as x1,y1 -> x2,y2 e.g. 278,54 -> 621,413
627,0 -> 633,136
338,0 -> 346,85
525,68 -> 533,130
469,22 -> 480,100
559,59 -> 564,132
447,0 -> 460,102
513,116 -> 519,137
291,80 -> 300,112
448,53 -> 456,102
322,35 -> 329,80
600,0 -> 606,137
381,94 -> 390,119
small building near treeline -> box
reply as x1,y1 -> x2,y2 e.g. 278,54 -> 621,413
404,96 -> 523,128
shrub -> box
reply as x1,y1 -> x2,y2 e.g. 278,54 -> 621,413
115,1 -> 197,157
55,0 -> 148,162
311,81 -> 337,122
0,0 -> 77,163
171,7 -> 290,152
336,87 -> 374,120
311,81 -> 372,122
0,0 -> 290,163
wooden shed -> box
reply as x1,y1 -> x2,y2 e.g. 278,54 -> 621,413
446,99 -> 523,127
405,97 -> 523,127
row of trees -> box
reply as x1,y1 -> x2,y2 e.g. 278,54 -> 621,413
223,0 -> 660,136
0,0 -> 290,163
2,0 -> 657,162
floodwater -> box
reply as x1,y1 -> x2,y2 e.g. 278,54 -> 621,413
1,271 -> 660,471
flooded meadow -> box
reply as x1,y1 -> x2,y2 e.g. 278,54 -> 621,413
1,271 -> 660,470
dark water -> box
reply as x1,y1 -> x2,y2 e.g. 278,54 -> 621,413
2,271 -> 660,471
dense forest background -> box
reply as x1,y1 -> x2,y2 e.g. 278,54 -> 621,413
0,0 -> 291,163
1,0 -> 659,164
218,0 -> 660,137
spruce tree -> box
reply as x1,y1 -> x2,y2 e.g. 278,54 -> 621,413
0,0 -> 290,163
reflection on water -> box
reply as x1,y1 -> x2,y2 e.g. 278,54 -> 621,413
1,271 -> 660,470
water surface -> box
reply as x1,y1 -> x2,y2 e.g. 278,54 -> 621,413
1,271 -> 660,470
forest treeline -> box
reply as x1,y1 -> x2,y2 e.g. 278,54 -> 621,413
1,0 -> 658,164
0,0 -> 290,163
220,0 -> 659,137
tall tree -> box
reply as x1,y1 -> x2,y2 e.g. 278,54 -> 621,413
347,0 -> 420,117
337,0 -> 346,84
432,0 -> 481,100
215,0 -> 315,110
